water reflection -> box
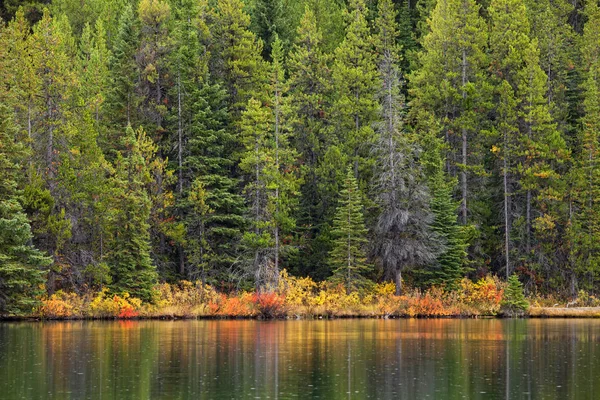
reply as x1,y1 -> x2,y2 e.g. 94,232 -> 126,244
1,319 -> 599,399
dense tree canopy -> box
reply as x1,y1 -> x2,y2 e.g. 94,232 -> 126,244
0,0 -> 598,312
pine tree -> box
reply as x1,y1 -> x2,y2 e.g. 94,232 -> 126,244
301,0 -> 345,53
105,126 -> 158,302
568,0 -> 600,292
286,6 -> 334,278
211,0 -> 269,118
409,0 -> 489,226
331,0 -> 379,188
106,3 -> 141,152
501,274 -> 529,316
29,9 -> 77,197
0,104 -> 51,315
329,167 -> 371,293
0,8 -> 38,145
419,131 -> 468,289
490,0 -> 568,284
78,19 -> 111,142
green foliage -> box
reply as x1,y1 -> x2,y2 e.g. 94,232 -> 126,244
211,0 -> 269,117
106,3 -> 141,152
286,6 -> 334,279
331,0 -> 379,189
328,168 -> 371,293
0,104 -> 51,315
501,274 -> 529,316
104,126 -> 158,302
421,139 -> 469,289
1,0 -> 599,307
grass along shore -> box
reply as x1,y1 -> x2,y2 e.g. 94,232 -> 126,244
3,271 -> 598,320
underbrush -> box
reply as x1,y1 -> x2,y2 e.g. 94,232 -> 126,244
36,271 -> 514,319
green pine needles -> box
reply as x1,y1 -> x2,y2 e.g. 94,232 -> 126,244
501,274 -> 529,316
328,168 -> 371,293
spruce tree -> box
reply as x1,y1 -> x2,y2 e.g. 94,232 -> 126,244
286,6 -> 334,278
249,0 -> 303,59
137,0 -> 172,135
372,22 -> 439,295
105,126 -> 158,302
185,83 -> 246,283
211,0 -> 269,118
501,274 -> 529,316
490,0 -> 568,283
568,0 -> 600,292
331,0 -> 379,188
329,167 -> 371,293
0,104 -> 51,315
106,3 -> 141,152
409,0 -> 489,226
419,131 -> 468,289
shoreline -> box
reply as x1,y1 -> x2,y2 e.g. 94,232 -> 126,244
3,307 -> 600,322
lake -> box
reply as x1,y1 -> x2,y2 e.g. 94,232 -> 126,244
0,319 -> 599,399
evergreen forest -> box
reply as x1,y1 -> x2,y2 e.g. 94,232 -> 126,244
1,0 -> 599,315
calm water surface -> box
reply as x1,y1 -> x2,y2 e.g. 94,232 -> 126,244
0,319 -> 599,399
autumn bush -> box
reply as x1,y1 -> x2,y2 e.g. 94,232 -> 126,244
252,292 -> 287,318
88,289 -> 142,318
150,281 -> 217,317
39,291 -> 83,318
458,275 -> 505,315
34,273 -> 523,319
207,292 -> 254,317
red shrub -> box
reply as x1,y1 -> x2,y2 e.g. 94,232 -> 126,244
118,305 -> 139,319
252,292 -> 286,318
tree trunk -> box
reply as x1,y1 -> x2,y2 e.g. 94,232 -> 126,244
461,48 -> 468,225
504,129 -> 510,280
526,189 -> 531,253
177,73 -> 183,195
395,268 -> 402,296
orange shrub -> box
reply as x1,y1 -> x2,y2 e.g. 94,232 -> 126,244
406,292 -> 450,317
252,292 -> 287,318
40,295 -> 74,319
208,292 -> 254,317
459,276 -> 505,315
39,291 -> 87,319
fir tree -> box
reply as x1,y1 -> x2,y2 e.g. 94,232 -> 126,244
409,0 -> 489,226
331,0 -> 379,187
329,167 -> 371,293
105,126 -> 158,302
568,0 -> 600,292
286,6 -> 333,278
211,0 -> 269,118
501,274 -> 529,316
0,104 -> 51,315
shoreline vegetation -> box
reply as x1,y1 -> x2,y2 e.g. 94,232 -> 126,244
5,0 -> 600,321
4,271 -> 600,321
